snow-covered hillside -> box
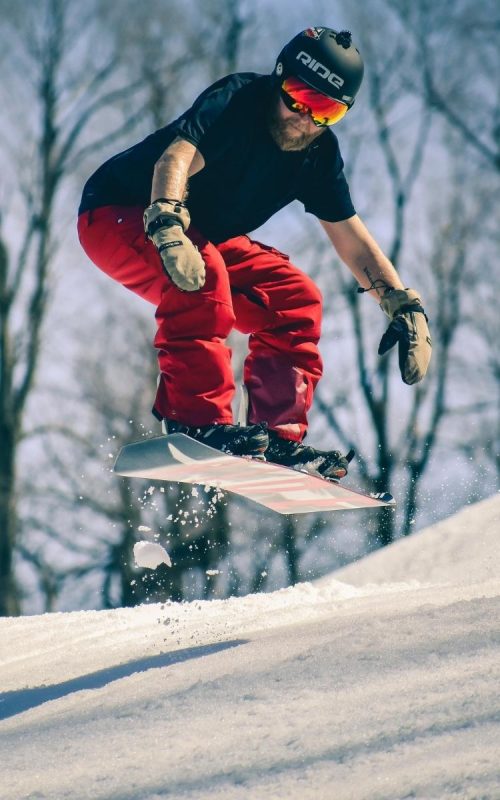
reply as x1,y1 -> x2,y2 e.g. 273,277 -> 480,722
1,495 -> 499,800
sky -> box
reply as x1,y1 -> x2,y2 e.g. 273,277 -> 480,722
1,492 -> 499,799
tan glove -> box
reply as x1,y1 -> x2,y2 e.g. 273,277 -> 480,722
143,199 -> 205,292
378,288 -> 432,384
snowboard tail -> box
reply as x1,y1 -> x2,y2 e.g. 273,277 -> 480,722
113,434 -> 394,515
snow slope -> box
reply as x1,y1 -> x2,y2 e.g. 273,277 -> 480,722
1,495 -> 499,800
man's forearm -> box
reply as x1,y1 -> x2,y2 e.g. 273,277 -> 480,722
320,215 -> 431,385
320,215 -> 404,301
343,243 -> 405,300
145,137 -> 207,292
151,137 -> 205,203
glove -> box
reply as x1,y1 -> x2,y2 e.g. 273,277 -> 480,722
143,199 -> 205,291
378,288 -> 432,385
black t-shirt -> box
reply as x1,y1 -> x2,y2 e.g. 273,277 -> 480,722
79,73 -> 355,243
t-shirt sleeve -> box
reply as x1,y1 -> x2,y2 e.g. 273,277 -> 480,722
170,74 -> 249,164
296,135 -> 356,222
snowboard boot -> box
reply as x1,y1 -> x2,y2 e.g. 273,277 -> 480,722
165,419 -> 269,458
265,431 -> 354,480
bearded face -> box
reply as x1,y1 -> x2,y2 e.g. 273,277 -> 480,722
267,85 -> 326,152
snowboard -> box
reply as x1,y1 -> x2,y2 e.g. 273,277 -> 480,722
113,433 -> 394,515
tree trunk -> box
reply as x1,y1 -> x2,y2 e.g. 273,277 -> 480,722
0,426 -> 20,615
283,516 -> 300,585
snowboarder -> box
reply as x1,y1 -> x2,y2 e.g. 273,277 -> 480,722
78,27 -> 431,480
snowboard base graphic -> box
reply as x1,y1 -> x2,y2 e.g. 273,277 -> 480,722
113,434 -> 394,515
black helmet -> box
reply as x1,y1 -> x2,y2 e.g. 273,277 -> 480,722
274,27 -> 364,108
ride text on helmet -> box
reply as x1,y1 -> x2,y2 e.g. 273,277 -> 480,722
296,51 -> 344,89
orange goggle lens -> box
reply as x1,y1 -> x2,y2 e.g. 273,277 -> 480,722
281,77 -> 348,126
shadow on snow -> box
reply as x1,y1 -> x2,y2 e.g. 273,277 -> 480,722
0,639 -> 246,721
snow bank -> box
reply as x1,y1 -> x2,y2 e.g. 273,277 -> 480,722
328,493 -> 500,587
1,494 -> 499,800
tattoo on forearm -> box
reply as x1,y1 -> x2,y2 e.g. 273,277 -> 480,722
360,267 -> 394,297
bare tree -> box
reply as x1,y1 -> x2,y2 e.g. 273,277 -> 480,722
309,9 -> 433,546
0,0 -> 142,615
7,0 -> 497,613
305,0 -> 497,548
21,0 -> 259,611
386,0 -> 500,171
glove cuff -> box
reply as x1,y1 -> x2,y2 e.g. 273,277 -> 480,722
380,288 -> 424,320
144,199 -> 191,236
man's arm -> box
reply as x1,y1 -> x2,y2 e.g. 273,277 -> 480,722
144,138 -> 207,292
320,214 -> 404,300
320,214 -> 432,385
151,137 -> 205,202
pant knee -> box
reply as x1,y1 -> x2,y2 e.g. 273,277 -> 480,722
209,300 -> 236,339
280,274 -> 323,338
157,295 -> 235,344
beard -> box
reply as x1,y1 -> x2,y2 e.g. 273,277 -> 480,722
267,91 -> 325,151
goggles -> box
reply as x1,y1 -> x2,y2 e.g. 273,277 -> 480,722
281,76 -> 348,127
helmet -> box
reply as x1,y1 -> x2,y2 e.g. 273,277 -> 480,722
274,27 -> 364,108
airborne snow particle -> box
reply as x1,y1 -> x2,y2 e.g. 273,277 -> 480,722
133,541 -> 172,570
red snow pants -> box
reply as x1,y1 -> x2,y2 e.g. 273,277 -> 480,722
77,205 -> 323,441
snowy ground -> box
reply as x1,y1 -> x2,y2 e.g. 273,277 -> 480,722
1,495 -> 499,800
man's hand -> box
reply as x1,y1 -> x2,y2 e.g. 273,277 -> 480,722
378,288 -> 432,385
144,199 -> 205,292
